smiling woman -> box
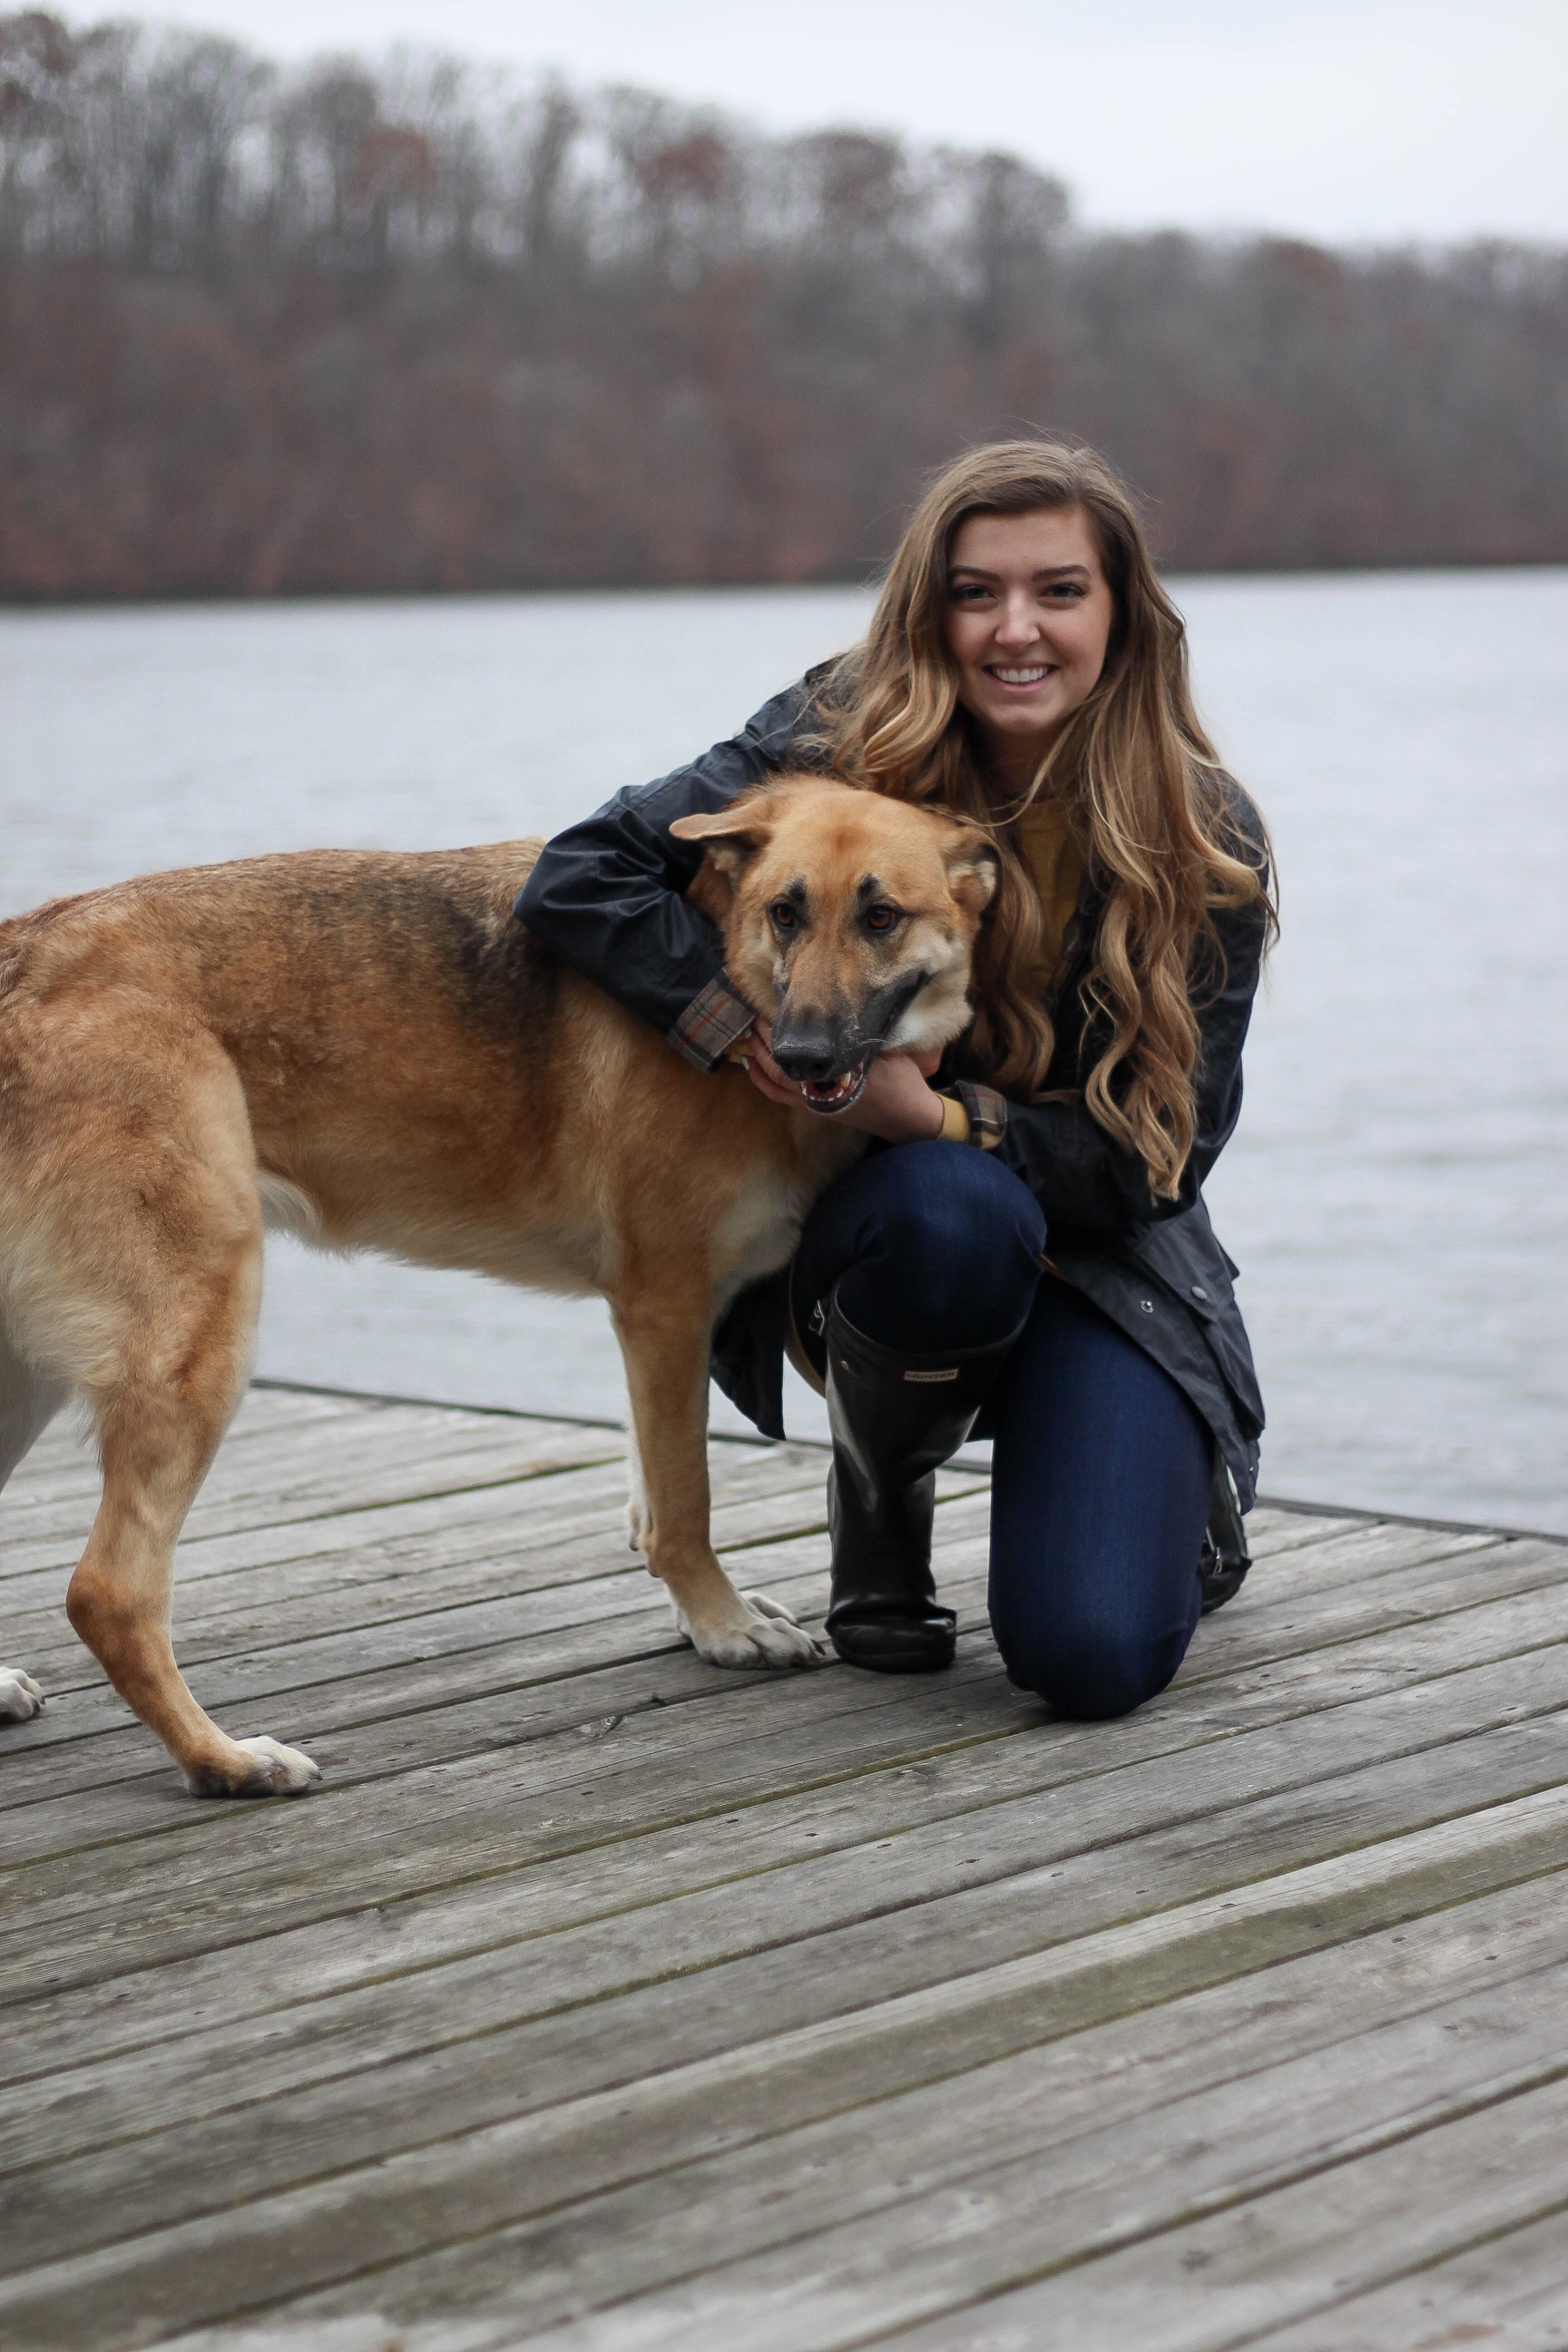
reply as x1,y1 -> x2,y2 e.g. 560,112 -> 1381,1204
517,438 -> 1277,1713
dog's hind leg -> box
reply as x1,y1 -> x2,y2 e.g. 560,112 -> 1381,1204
70,1239 -> 318,1798
612,1274 -> 823,1671
0,1328 -> 65,1722
27,1039 -> 322,1797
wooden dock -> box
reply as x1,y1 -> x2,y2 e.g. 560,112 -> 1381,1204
2,1380 -> 1566,2352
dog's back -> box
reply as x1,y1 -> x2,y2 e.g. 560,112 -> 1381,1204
0,843 -> 610,1276
0,838 -> 555,1074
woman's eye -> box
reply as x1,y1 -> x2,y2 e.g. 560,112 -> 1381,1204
769,900 -> 798,930
866,904 -> 900,933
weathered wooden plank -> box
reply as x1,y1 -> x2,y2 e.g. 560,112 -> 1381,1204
5,1507 -> 1536,1819
1240,2203 -> 1568,2348
0,1504 -> 1561,1890
720,1507 -> 1504,1617
0,1448 -> 640,1612
0,1442 -> 901,1720
0,1490 -> 989,1793
156,1890 -> 1568,2352
5,1520 -> 1560,1867
5,1548 -> 1566,2011
2,1433 -> 855,1613
0,1405 -> 632,1564
3,1380 -> 368,1474
1238,1502 -> 1374,1552
1,1386 -> 1560,2352
11,1820 -> 1568,2280
0,1448 -> 634,1602
1,1527 -> 1524,1844
840,2074 -> 1568,2352
0,1393 -> 521,1530
0,1480 -> 1381,1621
4,1692 -> 1566,2246
13,1533 -> 1566,1833
5,1514 -> 1561,1862
265,1943 -> 1568,2349
0,1643 -> 1020,1972
7,1461 -> 844,1689
3,1455 -> 856,1690
0,1422 -> 1362,1605
4,1802 -> 1565,2350
7,1571 -> 1567,2096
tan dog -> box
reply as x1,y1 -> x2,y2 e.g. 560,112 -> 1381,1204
0,779 -> 996,1797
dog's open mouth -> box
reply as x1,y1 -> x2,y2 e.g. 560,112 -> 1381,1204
798,1057 -> 872,1114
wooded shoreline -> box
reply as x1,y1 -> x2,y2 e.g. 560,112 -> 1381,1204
3,14 -> 1565,602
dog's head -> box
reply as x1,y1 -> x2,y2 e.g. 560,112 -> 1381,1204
670,777 -> 997,1112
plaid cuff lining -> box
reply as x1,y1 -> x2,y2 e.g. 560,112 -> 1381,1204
954,1080 -> 1008,1150
668,975 -> 756,1071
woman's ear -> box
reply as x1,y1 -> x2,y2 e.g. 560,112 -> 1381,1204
944,835 -> 1000,919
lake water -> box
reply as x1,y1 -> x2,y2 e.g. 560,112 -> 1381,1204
2,572 -> 1564,1532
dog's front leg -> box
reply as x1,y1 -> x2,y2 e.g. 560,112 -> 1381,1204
612,1283 -> 824,1671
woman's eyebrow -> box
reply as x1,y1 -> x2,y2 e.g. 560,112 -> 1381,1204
947,563 -> 1093,582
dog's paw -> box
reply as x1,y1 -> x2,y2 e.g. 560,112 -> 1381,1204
0,1667 -> 44,1723
677,1589 -> 827,1671
187,1736 -> 322,1798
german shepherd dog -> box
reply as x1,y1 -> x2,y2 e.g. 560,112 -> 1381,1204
0,779 -> 997,1797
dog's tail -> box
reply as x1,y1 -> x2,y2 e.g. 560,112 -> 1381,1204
256,1172 -> 326,1246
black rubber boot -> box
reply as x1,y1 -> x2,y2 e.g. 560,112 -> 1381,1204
823,1301 -> 1021,1673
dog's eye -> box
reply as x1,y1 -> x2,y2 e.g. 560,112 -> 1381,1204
865,903 -> 901,934
769,898 -> 799,932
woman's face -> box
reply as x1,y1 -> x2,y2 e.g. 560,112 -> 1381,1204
943,505 -> 1115,768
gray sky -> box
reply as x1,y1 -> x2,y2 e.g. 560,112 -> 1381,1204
128,0 -> 1566,246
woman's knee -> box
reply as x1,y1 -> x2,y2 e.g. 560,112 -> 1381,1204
877,1142 -> 1040,1250
991,1589 -> 1195,1720
857,1144 -> 1044,1339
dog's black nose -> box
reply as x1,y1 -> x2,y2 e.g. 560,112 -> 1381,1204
769,1020 -> 845,1085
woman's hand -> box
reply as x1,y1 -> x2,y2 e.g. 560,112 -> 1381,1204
740,1019 -> 946,1142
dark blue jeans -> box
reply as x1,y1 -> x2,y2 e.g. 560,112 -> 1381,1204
792,1142 -> 1212,1720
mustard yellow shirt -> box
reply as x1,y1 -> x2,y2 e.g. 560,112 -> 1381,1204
935,798 -> 1080,1145
1011,796 -> 1083,997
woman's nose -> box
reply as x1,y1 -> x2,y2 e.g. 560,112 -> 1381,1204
994,596 -> 1040,646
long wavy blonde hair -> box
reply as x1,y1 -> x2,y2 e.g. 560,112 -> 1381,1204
811,439 -> 1276,1200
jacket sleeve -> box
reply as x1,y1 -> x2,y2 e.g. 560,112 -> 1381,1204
980,789 -> 1271,1235
514,680 -> 817,1068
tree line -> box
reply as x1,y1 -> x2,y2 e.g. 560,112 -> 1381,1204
2,10 -> 1564,597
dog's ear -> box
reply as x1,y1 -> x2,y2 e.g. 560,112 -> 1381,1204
669,804 -> 775,908
669,804 -> 772,855
943,830 -> 1000,920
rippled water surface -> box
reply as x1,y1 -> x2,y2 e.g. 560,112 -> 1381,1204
3,571 -> 1564,1528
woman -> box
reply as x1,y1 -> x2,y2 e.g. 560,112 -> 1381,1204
519,440 -> 1274,1720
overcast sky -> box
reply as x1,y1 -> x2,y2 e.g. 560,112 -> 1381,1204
126,0 -> 1566,247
